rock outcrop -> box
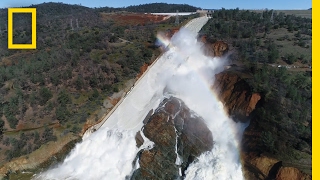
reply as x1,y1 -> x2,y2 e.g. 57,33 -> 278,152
276,167 -> 311,180
137,63 -> 149,79
242,154 -> 311,180
200,35 -> 229,57
131,97 -> 213,179
212,41 -> 229,57
165,28 -> 180,39
213,71 -> 261,122
242,155 -> 282,179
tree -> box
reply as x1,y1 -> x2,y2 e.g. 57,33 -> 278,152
50,72 -> 60,86
42,127 -> 57,142
287,85 -> 298,100
6,115 -> 18,129
90,88 -> 99,100
57,90 -> 71,105
268,49 -> 279,63
0,119 -> 4,140
75,76 -> 84,90
30,91 -> 36,105
34,131 -> 40,144
261,131 -> 275,153
286,53 -> 296,64
298,39 -> 306,47
56,105 -> 70,122
267,43 -> 279,63
39,87 -> 53,106
295,31 -> 301,38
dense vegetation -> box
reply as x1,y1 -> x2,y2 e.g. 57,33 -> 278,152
124,3 -> 198,13
0,2 -> 194,162
96,3 -> 198,13
201,9 -> 311,171
201,8 -> 311,64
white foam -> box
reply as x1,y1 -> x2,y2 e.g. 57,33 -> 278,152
35,129 -> 138,179
138,128 -> 155,151
174,127 -> 183,166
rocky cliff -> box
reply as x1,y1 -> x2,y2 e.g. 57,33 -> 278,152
211,41 -> 229,57
213,70 -> 261,122
212,69 -> 310,179
203,39 -> 310,179
200,35 -> 229,57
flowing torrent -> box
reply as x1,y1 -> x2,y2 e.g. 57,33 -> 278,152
34,16 -> 246,180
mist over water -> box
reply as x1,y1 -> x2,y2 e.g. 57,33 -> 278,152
35,17 -> 245,180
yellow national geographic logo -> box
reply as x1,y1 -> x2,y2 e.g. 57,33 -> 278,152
8,8 -> 36,49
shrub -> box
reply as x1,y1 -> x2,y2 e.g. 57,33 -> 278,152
58,90 -> 71,105
39,87 -> 53,106
56,105 -> 70,122
286,53 -> 296,64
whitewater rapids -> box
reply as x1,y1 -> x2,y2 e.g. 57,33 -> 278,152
35,16 -> 245,180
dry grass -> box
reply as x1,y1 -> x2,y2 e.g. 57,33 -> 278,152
276,10 -> 311,19
266,28 -> 312,61
0,133 -> 78,178
251,10 -> 311,19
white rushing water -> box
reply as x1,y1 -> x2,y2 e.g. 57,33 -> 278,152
35,16 -> 245,180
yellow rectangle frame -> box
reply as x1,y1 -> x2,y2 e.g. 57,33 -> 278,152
8,8 -> 36,49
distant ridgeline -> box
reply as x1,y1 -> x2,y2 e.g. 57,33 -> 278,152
0,2 -> 198,21
96,3 -> 199,13
0,2 -> 198,35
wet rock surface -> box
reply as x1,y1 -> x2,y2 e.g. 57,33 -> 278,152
131,97 -> 213,179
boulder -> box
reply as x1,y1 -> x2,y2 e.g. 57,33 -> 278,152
276,167 -> 311,180
132,97 -> 213,179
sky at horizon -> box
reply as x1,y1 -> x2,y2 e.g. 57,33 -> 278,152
0,0 -> 312,10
